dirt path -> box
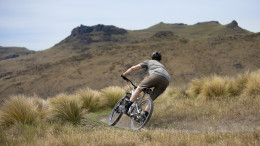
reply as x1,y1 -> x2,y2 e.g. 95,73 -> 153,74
100,114 -> 260,132
100,115 -> 132,129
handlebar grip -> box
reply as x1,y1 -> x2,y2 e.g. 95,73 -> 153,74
121,74 -> 128,81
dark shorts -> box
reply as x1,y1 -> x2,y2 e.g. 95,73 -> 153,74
138,74 -> 169,100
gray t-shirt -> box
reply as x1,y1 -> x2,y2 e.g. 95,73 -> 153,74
139,60 -> 170,82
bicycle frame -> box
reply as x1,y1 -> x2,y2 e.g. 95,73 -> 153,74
126,88 -> 147,117
121,75 -> 152,117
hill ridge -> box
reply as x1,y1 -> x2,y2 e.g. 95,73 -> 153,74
0,20 -> 259,100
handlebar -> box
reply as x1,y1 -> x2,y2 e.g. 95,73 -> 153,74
121,75 -> 137,89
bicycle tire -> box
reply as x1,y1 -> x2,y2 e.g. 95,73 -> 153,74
108,97 -> 124,126
130,98 -> 153,130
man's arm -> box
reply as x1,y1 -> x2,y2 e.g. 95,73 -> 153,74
122,64 -> 142,76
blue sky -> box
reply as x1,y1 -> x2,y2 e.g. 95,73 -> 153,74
0,0 -> 259,51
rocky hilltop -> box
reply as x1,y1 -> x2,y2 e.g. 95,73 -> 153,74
61,24 -> 128,44
71,24 -> 127,36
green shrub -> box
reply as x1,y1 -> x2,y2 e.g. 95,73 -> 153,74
0,95 -> 39,126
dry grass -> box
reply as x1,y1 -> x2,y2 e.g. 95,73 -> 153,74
150,90 -> 260,128
75,87 -> 102,112
100,86 -> 125,108
187,78 -> 205,98
46,93 -> 85,124
0,123 -> 259,146
244,70 -> 260,96
29,95 -> 48,118
187,70 -> 260,99
200,75 -> 231,100
229,71 -> 249,96
0,95 -> 40,126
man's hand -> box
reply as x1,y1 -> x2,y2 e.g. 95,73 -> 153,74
121,74 -> 128,81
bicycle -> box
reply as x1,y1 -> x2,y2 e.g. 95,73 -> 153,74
108,75 -> 154,130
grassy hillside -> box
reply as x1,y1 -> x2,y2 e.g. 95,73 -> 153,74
0,20 -> 259,101
0,70 -> 259,145
0,46 -> 34,61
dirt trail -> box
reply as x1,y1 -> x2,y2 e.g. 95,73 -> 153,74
100,115 -> 132,129
100,115 -> 260,132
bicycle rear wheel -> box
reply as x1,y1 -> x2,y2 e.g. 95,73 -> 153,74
130,98 -> 153,130
108,97 -> 124,126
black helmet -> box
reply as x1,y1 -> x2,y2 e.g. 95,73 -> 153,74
151,51 -> 162,61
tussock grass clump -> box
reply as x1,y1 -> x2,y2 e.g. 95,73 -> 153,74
0,95 -> 40,126
229,72 -> 249,96
76,88 -> 101,112
187,78 -> 206,98
187,70 -> 260,99
100,86 -> 125,108
244,70 -> 260,96
200,75 -> 231,100
30,95 -> 48,118
47,94 -> 85,124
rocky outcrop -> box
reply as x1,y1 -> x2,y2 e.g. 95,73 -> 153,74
71,24 -> 127,36
227,20 -> 238,28
225,20 -> 251,34
60,24 -> 129,44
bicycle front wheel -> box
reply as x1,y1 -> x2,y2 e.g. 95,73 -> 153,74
108,97 -> 124,126
130,98 -> 153,130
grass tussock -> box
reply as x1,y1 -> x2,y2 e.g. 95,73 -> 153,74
229,71 -> 249,96
75,87 -> 101,112
187,70 -> 260,99
47,93 -> 85,124
187,78 -> 206,98
200,75 -> 231,100
244,70 -> 260,96
100,86 -> 125,108
30,95 -> 48,118
0,95 -> 40,126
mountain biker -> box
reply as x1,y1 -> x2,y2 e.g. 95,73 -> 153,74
120,51 -> 170,117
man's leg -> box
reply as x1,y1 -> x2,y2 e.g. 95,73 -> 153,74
144,75 -> 169,114
120,87 -> 142,113
130,86 -> 142,102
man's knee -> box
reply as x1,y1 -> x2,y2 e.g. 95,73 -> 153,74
136,86 -> 143,92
